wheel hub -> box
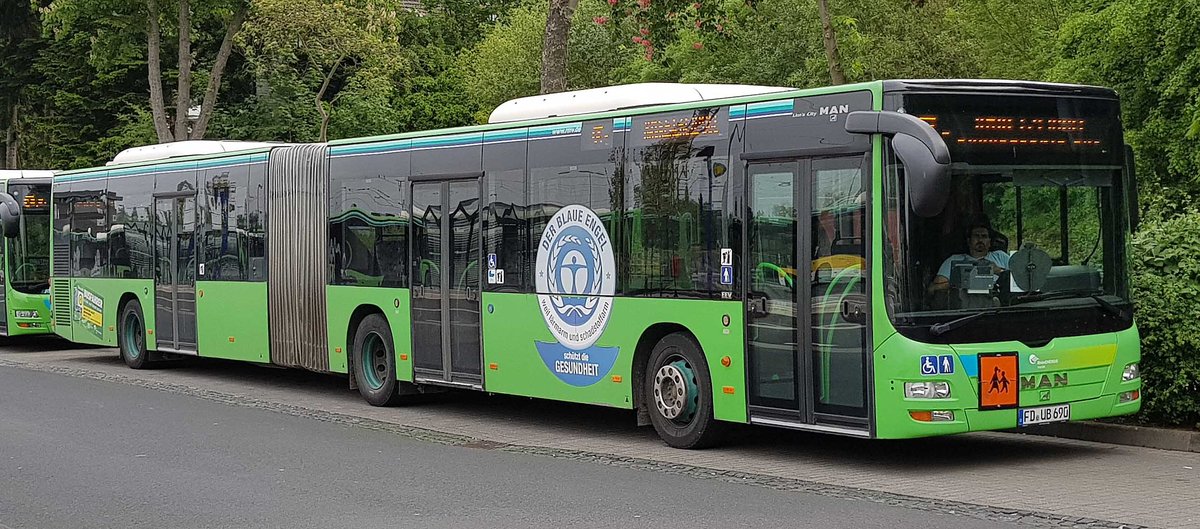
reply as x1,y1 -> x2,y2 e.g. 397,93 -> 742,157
654,360 -> 697,421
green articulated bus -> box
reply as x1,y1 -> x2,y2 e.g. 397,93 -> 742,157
50,80 -> 1142,447
0,171 -> 54,336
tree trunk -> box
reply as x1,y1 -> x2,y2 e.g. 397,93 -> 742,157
146,0 -> 173,143
4,103 -> 18,169
173,0 -> 192,141
190,4 -> 248,140
315,56 -> 345,143
539,0 -> 579,94
817,0 -> 847,85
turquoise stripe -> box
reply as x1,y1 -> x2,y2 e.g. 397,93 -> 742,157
529,123 -> 582,138
411,131 -> 482,149
483,129 -> 527,142
58,154 -> 267,182
745,99 -> 793,117
330,139 -> 411,157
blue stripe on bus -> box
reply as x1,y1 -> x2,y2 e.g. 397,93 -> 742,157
961,354 -> 979,378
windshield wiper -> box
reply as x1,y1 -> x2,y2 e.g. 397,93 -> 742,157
1089,294 -> 1128,319
929,308 -> 999,336
1014,289 -> 1128,319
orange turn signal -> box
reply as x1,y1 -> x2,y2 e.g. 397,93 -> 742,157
909,411 -> 933,422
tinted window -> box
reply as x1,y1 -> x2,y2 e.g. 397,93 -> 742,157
623,108 -> 733,298
106,172 -> 154,279
527,122 -> 621,295
200,163 -> 250,281
51,180 -> 72,277
411,133 -> 482,177
483,132 -> 528,292
70,175 -> 109,277
329,151 -> 409,288
246,162 -> 267,281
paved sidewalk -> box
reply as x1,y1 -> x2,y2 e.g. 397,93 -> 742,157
2,345 -> 1197,528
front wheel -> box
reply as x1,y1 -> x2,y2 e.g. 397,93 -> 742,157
352,314 -> 401,406
118,299 -> 150,369
644,332 -> 726,449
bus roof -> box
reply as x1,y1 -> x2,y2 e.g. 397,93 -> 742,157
0,170 -> 55,181
488,82 -> 795,123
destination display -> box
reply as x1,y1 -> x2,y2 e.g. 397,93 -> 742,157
902,93 -> 1123,165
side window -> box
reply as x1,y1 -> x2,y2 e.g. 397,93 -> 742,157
246,162 -> 267,281
484,132 -> 528,292
623,108 -> 731,298
329,151 -> 409,288
51,181 -> 73,277
527,122 -> 621,295
106,173 -> 154,279
70,176 -> 109,278
201,164 -> 250,281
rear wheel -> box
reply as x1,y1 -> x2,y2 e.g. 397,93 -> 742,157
353,314 -> 401,406
118,299 -> 150,369
644,332 -> 726,449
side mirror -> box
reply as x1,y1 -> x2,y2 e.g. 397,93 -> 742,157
1124,144 -> 1139,233
845,111 -> 951,217
0,193 -> 20,238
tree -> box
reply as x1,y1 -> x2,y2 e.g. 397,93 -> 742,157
1,2 -> 42,167
540,0 -> 579,93
239,0 -> 406,142
41,0 -> 249,144
1050,0 -> 1200,217
460,0 -> 634,122
817,0 -> 846,84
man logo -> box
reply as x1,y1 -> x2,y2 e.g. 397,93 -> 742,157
1021,373 -> 1069,390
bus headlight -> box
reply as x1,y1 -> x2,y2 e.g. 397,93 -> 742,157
905,381 -> 951,399
1121,363 -> 1139,382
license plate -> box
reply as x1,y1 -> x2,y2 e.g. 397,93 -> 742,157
1018,403 -> 1070,426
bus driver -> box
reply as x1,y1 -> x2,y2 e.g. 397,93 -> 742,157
927,215 -> 1009,295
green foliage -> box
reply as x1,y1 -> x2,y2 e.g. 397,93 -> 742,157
1051,0 -> 1200,219
665,0 -> 983,87
458,0 -> 635,123
1129,211 -> 1200,427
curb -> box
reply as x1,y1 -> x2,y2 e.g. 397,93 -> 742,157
1015,420 -> 1200,453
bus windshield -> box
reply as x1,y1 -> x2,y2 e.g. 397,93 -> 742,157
883,94 -> 1132,342
8,183 -> 51,294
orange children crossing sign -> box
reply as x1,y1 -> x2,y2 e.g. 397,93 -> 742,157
979,352 -> 1019,409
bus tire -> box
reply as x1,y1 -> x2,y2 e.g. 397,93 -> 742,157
644,332 -> 726,449
352,314 -> 401,406
118,299 -> 150,369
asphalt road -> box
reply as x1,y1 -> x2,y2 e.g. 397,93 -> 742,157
0,365 -> 1011,529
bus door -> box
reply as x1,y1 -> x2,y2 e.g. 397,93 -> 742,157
410,178 -> 482,387
153,192 -> 198,353
745,156 -> 870,434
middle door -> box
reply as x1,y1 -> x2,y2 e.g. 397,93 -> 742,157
410,179 -> 482,385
